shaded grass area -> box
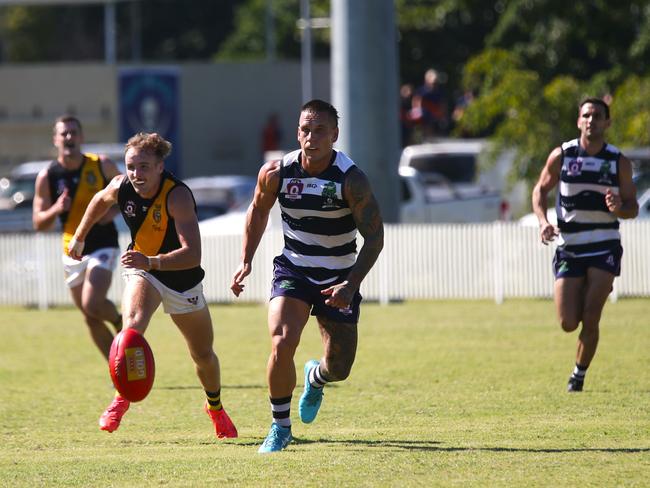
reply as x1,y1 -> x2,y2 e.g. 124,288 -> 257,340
1,299 -> 649,487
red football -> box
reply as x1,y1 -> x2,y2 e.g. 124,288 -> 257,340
108,328 -> 155,402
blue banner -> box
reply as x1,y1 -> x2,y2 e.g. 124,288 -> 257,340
118,67 -> 181,176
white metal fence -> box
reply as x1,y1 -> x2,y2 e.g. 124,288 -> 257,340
2,221 -> 650,309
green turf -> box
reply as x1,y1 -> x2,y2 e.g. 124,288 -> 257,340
1,299 -> 649,487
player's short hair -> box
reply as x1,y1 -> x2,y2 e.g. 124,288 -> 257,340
579,97 -> 610,119
125,132 -> 172,160
53,115 -> 83,134
301,99 -> 339,127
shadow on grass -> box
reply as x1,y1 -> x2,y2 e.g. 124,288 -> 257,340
242,437 -> 650,454
116,436 -> 650,454
155,383 -> 338,391
156,384 -> 268,391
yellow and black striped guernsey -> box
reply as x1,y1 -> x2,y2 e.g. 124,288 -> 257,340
46,154 -> 118,255
117,170 -> 205,292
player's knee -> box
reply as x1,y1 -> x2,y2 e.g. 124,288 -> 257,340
579,324 -> 599,341
122,311 -> 147,332
81,299 -> 102,320
270,334 -> 299,361
324,362 -> 352,382
191,349 -> 217,368
559,317 -> 580,332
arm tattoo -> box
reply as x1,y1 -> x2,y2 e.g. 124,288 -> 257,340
345,169 -> 384,289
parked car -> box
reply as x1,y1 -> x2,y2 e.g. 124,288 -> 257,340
399,166 -> 506,223
184,175 -> 256,221
0,160 -> 50,211
626,146 -> 650,194
398,140 -> 517,221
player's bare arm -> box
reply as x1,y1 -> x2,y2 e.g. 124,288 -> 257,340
32,168 -> 70,231
605,155 -> 638,219
322,168 -> 384,308
123,185 -> 202,272
98,156 -> 122,224
231,160 -> 281,296
68,175 -> 123,259
532,147 -> 562,244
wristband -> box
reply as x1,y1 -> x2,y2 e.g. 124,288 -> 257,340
148,255 -> 161,271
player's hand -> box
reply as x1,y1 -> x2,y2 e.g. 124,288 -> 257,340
121,250 -> 150,270
68,236 -> 84,260
231,262 -> 251,297
540,222 -> 558,245
321,280 -> 354,309
53,188 -> 71,214
605,188 -> 622,214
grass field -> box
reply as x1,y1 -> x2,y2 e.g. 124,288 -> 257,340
1,299 -> 649,487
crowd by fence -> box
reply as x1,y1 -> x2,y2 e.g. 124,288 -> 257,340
2,221 -> 650,309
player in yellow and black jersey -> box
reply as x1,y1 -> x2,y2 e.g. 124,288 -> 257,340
68,132 -> 237,438
33,115 -> 122,362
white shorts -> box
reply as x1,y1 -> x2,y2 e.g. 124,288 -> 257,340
62,247 -> 119,288
122,268 -> 207,315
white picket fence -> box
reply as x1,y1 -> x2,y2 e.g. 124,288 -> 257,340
2,221 -> 650,309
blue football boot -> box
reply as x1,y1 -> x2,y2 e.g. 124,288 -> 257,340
299,359 -> 324,424
258,423 -> 292,453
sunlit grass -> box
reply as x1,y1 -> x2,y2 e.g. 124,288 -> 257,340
1,299 -> 648,487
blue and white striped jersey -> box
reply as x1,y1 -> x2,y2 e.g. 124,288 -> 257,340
555,138 -> 621,256
276,149 -> 358,284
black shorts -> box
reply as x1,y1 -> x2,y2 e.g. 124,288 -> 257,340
270,256 -> 362,324
553,245 -> 623,279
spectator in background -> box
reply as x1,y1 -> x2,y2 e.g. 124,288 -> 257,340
411,68 -> 448,139
452,90 -> 475,124
261,113 -> 283,159
32,115 -> 122,362
399,83 -> 415,147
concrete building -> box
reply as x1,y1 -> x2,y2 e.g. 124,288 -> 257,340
0,60 -> 330,177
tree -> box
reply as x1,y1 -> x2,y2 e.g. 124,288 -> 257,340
215,0 -> 330,61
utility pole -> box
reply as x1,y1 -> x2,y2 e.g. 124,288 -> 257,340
331,0 -> 401,222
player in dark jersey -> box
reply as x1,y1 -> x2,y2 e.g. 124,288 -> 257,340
33,115 -> 122,361
68,132 -> 237,438
532,98 -> 637,392
231,100 -> 384,452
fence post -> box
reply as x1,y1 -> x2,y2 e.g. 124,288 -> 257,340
35,233 -> 49,310
493,222 -> 504,305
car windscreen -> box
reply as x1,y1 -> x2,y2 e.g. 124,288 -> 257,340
408,154 -> 476,183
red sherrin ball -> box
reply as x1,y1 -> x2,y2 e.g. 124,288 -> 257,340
108,328 -> 155,402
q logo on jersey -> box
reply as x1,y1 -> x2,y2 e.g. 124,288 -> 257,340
567,159 -> 583,176
124,200 -> 137,218
286,179 -> 304,200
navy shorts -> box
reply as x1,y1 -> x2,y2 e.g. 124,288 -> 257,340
553,245 -> 623,279
270,256 -> 362,324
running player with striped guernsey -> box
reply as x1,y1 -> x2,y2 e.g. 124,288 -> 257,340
532,97 -> 638,392
231,99 -> 384,453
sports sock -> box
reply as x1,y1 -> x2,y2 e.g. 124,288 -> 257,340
571,363 -> 588,379
270,395 -> 292,428
205,389 -> 223,411
308,363 -> 329,389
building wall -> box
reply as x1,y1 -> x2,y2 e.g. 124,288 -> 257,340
0,61 -> 330,176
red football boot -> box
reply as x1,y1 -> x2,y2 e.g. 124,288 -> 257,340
99,395 -> 130,433
204,402 -> 238,438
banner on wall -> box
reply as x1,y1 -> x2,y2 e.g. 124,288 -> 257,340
118,67 -> 181,176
